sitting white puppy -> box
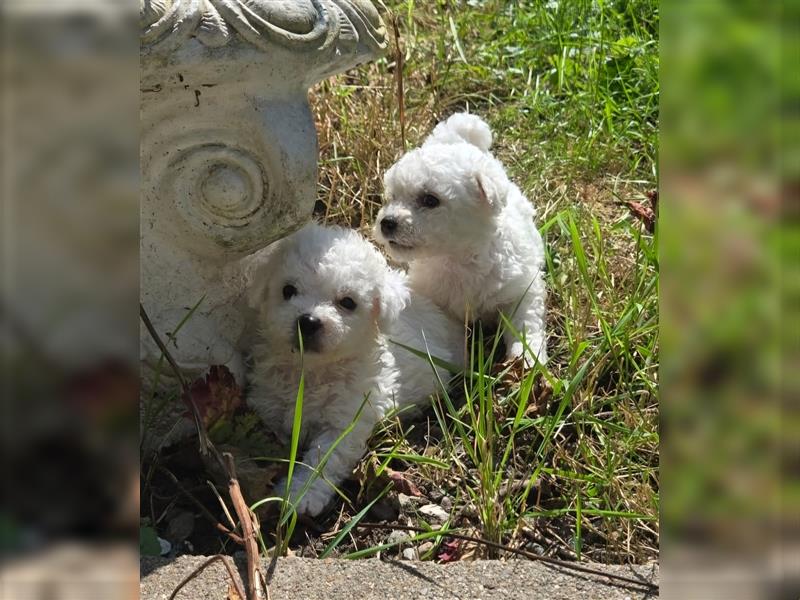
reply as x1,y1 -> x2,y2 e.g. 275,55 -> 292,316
246,223 -> 463,516
374,112 -> 547,365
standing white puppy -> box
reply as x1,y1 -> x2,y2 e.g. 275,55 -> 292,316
374,113 -> 548,365
246,223 -> 463,516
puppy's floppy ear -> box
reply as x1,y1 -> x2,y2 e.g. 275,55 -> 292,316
375,268 -> 410,330
425,112 -> 492,152
475,162 -> 508,211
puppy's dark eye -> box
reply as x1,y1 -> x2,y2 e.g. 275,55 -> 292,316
339,297 -> 357,311
282,284 -> 297,300
419,193 -> 440,209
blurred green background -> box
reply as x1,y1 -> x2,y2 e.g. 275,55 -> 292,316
660,0 -> 797,596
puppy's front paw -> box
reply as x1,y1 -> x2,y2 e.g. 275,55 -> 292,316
507,341 -> 536,368
293,482 -> 333,517
507,341 -> 524,360
271,477 -> 289,501
272,475 -> 333,517
507,341 -> 530,363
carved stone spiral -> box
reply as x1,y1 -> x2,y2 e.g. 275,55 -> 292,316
168,144 -> 270,243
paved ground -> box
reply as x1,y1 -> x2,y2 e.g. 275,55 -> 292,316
141,555 -> 659,600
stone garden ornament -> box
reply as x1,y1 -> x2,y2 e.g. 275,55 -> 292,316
140,0 -> 387,383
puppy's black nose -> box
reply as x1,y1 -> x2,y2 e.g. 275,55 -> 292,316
380,217 -> 398,236
297,313 -> 322,339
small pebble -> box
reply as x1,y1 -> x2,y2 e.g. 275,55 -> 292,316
157,537 -> 171,556
418,503 -> 449,523
397,492 -> 420,509
417,541 -> 434,555
428,489 -> 445,502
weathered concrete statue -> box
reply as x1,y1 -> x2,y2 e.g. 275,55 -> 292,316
140,0 -> 386,382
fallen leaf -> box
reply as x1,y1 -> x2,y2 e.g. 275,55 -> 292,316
386,468 -> 423,497
438,539 -> 463,563
625,199 -> 656,233
184,365 -> 242,427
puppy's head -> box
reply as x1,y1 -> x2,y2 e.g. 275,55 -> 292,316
373,113 -> 510,262
248,223 -> 409,362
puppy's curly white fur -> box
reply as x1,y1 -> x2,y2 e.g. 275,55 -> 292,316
246,223 -> 463,516
374,113 -> 548,365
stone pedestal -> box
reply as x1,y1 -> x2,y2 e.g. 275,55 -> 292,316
140,0 -> 386,382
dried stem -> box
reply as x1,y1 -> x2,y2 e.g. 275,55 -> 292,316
139,303 -> 210,455
225,452 -> 265,600
392,16 -> 406,152
168,555 -> 246,600
157,465 -> 245,546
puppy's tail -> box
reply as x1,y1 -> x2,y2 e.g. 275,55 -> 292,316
425,112 -> 492,152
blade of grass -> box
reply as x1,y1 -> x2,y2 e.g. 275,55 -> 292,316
320,484 -> 391,558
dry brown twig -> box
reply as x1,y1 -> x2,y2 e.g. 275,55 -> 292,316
168,555 -> 246,600
157,465 -> 246,545
140,303 -> 266,600
392,15 -> 406,152
225,452 -> 265,600
139,304 -> 211,456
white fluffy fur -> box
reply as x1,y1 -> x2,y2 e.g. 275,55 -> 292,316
246,223 -> 464,516
374,112 -> 547,364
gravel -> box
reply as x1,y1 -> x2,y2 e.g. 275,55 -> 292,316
418,503 -> 450,523
141,555 -> 659,600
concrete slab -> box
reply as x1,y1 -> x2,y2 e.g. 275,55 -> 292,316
141,555 -> 659,600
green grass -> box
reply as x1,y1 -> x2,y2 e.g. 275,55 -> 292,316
310,0 -> 659,563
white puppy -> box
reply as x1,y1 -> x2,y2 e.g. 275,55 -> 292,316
246,222 -> 463,516
374,113 -> 547,365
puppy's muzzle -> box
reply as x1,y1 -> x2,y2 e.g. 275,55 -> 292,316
296,313 -> 323,349
380,217 -> 398,237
